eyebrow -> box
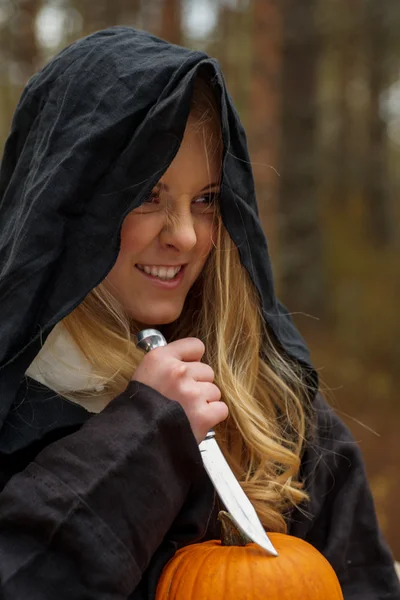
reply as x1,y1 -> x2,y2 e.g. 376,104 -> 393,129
156,182 -> 220,193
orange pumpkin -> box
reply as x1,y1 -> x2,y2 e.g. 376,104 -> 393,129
156,512 -> 343,600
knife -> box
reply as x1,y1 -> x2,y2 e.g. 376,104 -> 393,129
135,328 -> 278,556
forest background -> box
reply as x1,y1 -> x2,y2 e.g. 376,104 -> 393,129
0,0 -> 399,559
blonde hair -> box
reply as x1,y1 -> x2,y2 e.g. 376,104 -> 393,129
63,76 -> 313,532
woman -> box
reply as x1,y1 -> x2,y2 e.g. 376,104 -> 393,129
0,27 -> 398,599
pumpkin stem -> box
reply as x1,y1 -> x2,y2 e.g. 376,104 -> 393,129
218,511 -> 253,546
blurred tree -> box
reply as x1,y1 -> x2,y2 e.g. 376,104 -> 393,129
71,0 -> 142,41
78,0 -> 119,35
0,2 -> 13,145
363,0 -> 392,248
7,0 -> 41,80
216,1 -> 251,120
159,0 -> 182,45
248,0 -> 282,256
118,0 -> 142,27
332,0 -> 355,209
278,0 -> 326,317
0,0 -> 41,149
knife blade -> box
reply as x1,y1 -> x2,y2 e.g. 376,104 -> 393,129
136,328 -> 278,556
199,430 -> 278,555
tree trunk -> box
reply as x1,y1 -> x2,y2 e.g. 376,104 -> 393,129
9,0 -> 41,81
118,0 -> 142,26
78,0 -> 119,36
0,16 -> 15,149
332,2 -> 355,209
159,0 -> 182,45
363,0 -> 392,248
248,0 -> 283,258
216,3 -> 252,121
278,0 -> 325,317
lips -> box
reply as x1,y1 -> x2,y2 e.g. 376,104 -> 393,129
134,264 -> 186,288
136,264 -> 182,280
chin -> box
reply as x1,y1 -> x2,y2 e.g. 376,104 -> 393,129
144,315 -> 180,326
130,305 -> 184,327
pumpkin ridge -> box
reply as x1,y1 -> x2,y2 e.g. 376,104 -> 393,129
161,541 -> 218,598
190,542 -> 220,598
161,544 -> 196,598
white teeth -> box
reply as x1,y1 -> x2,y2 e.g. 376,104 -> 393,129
137,265 -> 182,280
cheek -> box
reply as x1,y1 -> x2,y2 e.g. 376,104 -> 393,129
197,218 -> 217,257
109,217 -> 154,284
119,216 -> 141,255
119,214 -> 158,255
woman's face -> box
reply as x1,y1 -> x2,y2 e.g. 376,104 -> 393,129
105,117 -> 220,327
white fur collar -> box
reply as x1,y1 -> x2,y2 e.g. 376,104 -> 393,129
26,324 -> 107,413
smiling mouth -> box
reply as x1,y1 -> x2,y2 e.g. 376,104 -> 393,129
135,264 -> 184,281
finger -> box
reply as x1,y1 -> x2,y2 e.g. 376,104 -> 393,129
205,400 -> 229,425
184,362 -> 214,383
197,381 -> 221,403
166,337 -> 205,362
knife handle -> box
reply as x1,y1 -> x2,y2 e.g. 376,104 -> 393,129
135,329 -> 215,437
135,329 -> 167,352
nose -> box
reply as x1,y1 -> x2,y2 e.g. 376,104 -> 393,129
159,208 -> 197,252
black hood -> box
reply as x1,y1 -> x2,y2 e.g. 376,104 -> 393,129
0,27 -> 318,431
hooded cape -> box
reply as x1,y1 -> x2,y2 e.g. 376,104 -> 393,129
0,27 -> 398,600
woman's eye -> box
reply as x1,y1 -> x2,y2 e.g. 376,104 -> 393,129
144,192 -> 159,204
134,192 -> 161,213
192,193 -> 219,211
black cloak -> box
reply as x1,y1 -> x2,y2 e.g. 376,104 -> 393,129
0,27 -> 398,600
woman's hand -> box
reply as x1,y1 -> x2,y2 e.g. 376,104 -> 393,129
132,338 -> 228,443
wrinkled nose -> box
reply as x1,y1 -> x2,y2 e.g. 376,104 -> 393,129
160,210 -> 197,252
